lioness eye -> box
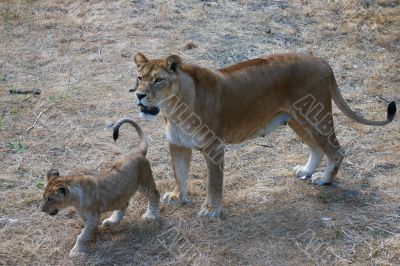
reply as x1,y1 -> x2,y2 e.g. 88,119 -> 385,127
155,77 -> 164,83
137,76 -> 143,81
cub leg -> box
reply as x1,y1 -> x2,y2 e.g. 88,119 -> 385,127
70,212 -> 99,257
101,205 -> 128,228
138,163 -> 160,220
162,143 -> 192,205
288,119 -> 324,179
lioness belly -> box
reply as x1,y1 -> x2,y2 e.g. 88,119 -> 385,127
249,112 -> 292,138
166,112 -> 292,147
225,112 -> 292,143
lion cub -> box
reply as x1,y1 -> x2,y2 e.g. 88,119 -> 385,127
41,118 -> 160,257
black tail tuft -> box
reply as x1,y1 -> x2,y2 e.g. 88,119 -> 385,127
113,126 -> 120,142
387,101 -> 397,121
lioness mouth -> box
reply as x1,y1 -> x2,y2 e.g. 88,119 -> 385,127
139,103 -> 160,116
49,209 -> 58,216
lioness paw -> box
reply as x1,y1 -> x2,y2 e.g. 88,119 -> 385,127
311,172 -> 331,186
293,165 -> 311,179
162,191 -> 189,205
141,209 -> 159,220
197,207 -> 222,218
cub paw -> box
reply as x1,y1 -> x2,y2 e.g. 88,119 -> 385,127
162,191 -> 189,205
311,172 -> 332,186
101,219 -> 118,228
293,165 -> 311,180
69,245 -> 86,258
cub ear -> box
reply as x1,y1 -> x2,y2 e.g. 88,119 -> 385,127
57,185 -> 67,195
134,52 -> 148,67
166,55 -> 182,73
46,169 -> 60,181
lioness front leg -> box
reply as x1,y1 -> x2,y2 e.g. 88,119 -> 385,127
70,212 -> 99,257
198,149 -> 224,218
162,143 -> 192,205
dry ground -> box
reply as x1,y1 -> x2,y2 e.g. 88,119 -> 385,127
0,0 -> 399,265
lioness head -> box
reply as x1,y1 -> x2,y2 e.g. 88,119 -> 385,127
133,52 -> 182,118
41,169 -> 70,216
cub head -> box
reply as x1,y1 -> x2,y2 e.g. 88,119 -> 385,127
41,169 -> 70,216
133,52 -> 182,118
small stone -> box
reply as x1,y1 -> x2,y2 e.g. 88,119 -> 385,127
0,217 -> 18,229
104,121 -> 114,129
184,42 -> 198,50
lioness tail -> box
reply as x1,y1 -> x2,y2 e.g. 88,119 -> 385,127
330,69 -> 396,126
113,118 -> 148,156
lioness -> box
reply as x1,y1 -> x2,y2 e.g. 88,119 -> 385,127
41,118 -> 159,257
132,52 -> 396,217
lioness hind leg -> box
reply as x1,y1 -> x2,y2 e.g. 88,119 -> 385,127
293,114 -> 343,185
309,123 -> 343,185
101,206 -> 127,228
311,140 -> 343,186
288,119 -> 324,179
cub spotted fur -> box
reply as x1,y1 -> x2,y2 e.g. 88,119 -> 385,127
41,118 -> 159,257
132,52 -> 396,217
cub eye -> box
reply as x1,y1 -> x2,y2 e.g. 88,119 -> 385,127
137,76 -> 143,81
47,198 -> 54,203
154,77 -> 164,83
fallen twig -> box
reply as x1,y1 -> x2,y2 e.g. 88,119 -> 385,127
98,46 -> 103,61
327,248 -> 352,263
370,225 -> 394,235
26,111 -> 43,133
256,144 -> 274,148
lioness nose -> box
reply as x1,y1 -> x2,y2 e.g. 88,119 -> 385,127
136,93 -> 146,100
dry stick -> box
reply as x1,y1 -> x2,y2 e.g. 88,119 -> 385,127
26,106 -> 51,134
98,46 -> 103,61
327,248 -> 352,263
26,111 -> 43,133
256,144 -> 273,148
341,227 -> 353,238
370,225 -> 394,235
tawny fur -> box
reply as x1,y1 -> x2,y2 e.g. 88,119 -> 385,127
41,118 -> 159,257
133,52 -> 396,218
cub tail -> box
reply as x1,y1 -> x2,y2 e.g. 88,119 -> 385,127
113,118 -> 148,156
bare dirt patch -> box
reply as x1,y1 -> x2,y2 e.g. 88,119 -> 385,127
0,0 -> 399,265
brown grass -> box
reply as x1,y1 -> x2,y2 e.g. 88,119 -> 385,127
0,0 -> 399,265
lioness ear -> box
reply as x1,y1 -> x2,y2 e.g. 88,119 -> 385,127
166,55 -> 182,73
46,169 -> 60,181
134,52 -> 148,67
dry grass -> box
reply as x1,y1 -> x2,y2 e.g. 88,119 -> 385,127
0,0 -> 399,265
